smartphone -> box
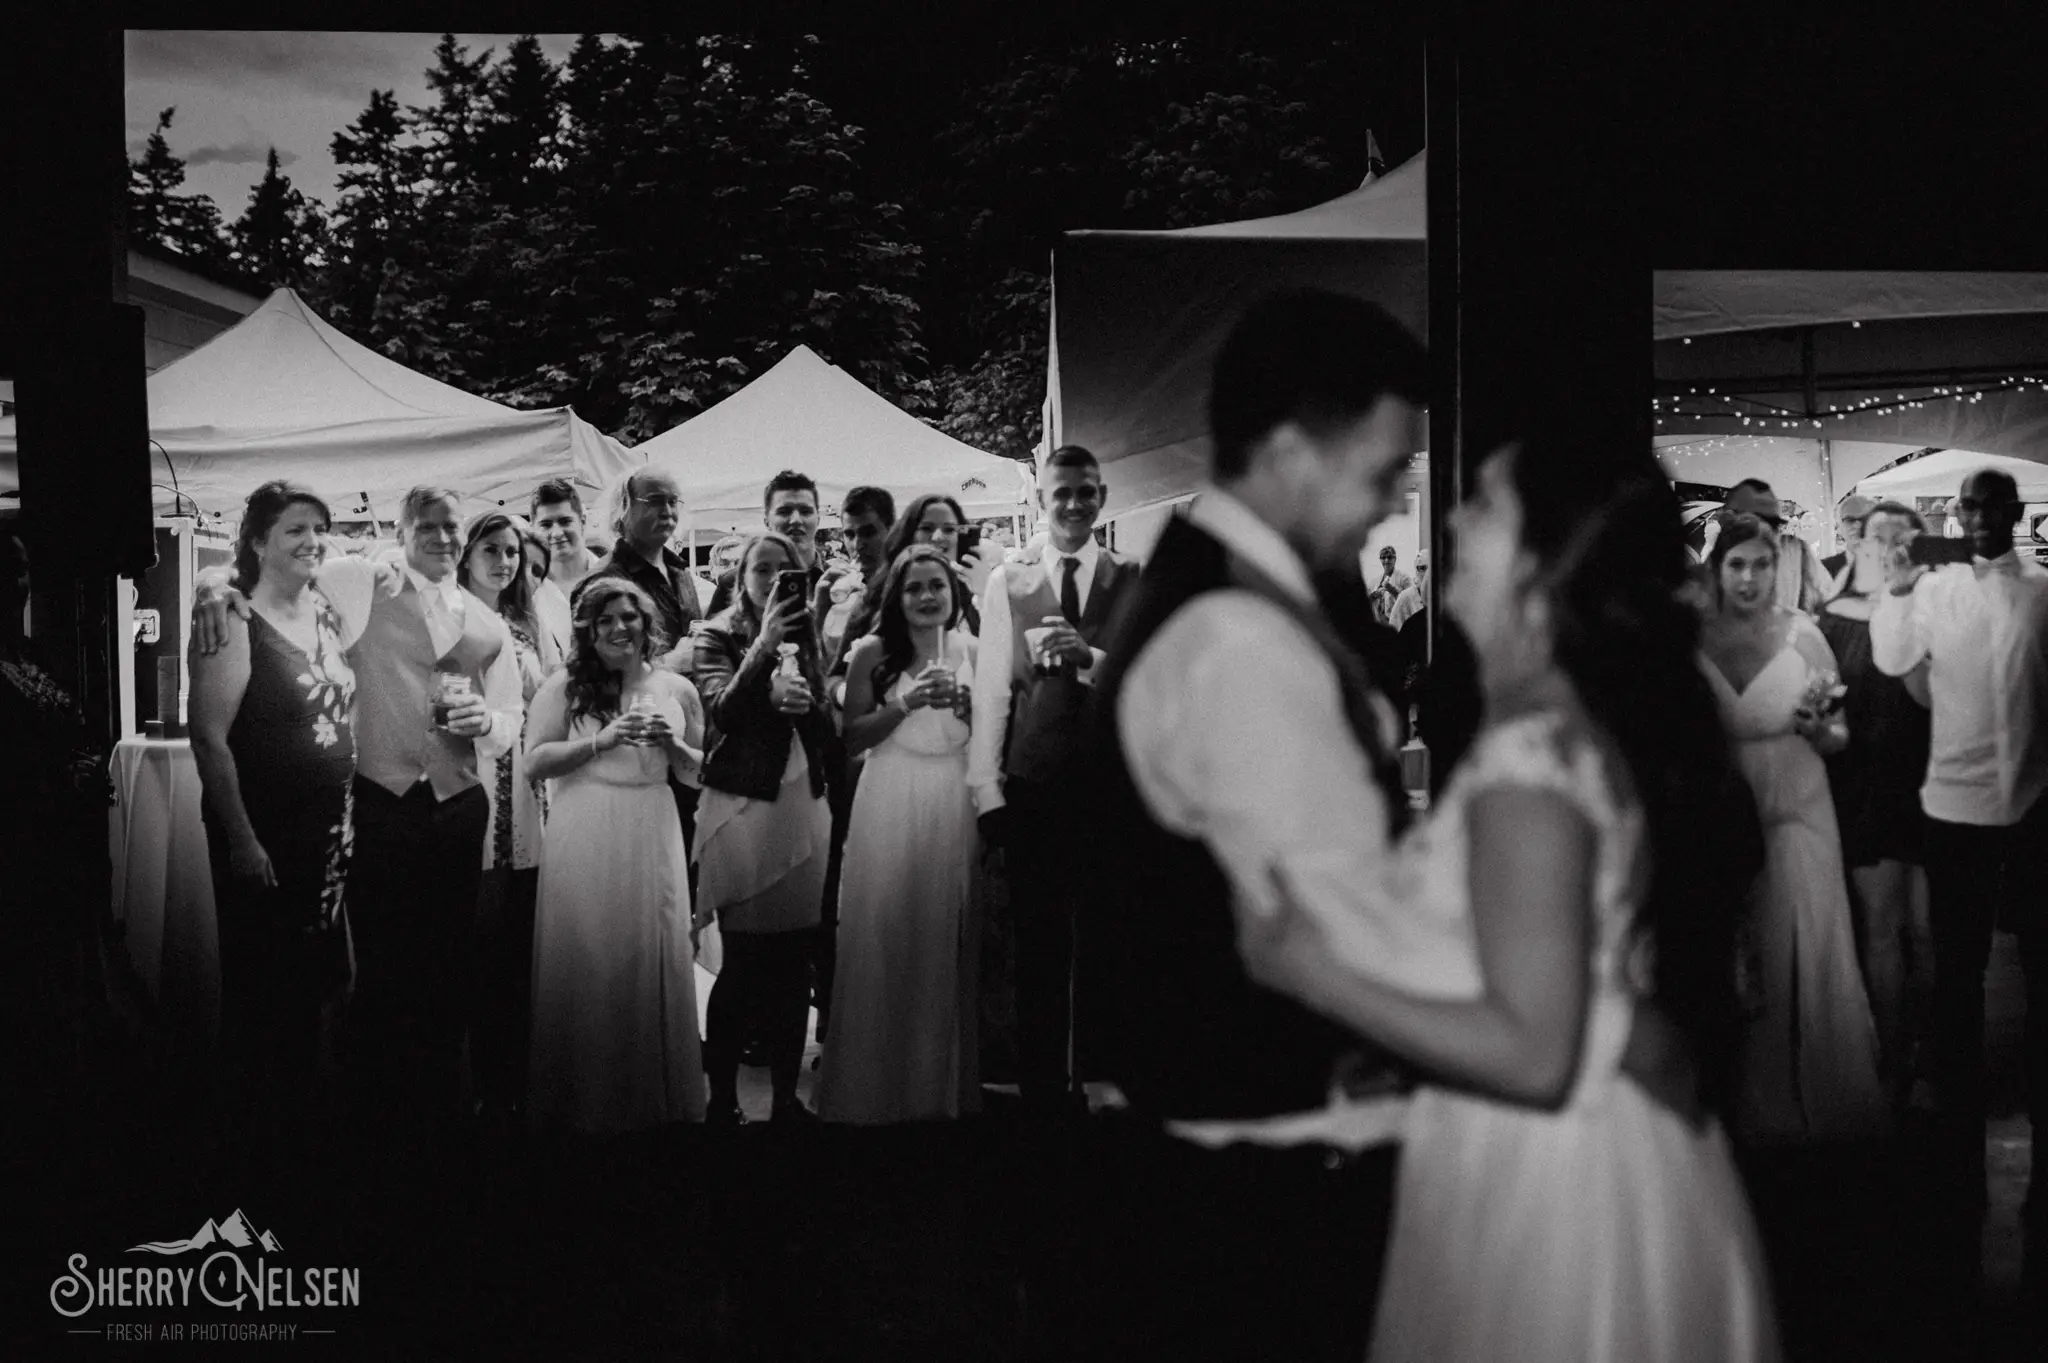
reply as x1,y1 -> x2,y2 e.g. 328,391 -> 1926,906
774,569 -> 813,636
956,525 -> 981,560
1907,534 -> 1976,568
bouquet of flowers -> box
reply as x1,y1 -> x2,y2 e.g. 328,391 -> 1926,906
1798,668 -> 1847,718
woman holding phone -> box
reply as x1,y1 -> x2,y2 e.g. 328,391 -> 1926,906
692,532 -> 836,1124
525,578 -> 707,1134
814,545 -> 981,1123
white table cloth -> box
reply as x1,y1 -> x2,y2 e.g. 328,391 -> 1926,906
110,736 -> 220,1045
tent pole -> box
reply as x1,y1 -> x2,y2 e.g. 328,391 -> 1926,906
1818,438 -> 1836,551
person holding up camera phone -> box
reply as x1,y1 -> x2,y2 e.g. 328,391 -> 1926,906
1870,469 -> 2048,1305
690,532 -> 836,1125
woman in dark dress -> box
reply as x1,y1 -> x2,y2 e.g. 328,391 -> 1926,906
188,481 -> 360,1154
1816,499 -> 1935,1105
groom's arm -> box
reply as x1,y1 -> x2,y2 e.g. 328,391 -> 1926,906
1120,593 -> 1479,1001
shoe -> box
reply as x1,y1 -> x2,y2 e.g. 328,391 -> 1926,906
707,1102 -> 748,1128
771,1100 -> 819,1125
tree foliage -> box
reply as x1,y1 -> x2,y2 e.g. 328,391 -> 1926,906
227,149 -> 330,290
171,29 -> 1415,460
127,108 -> 233,267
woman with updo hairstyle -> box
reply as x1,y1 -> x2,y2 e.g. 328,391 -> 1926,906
814,544 -> 981,1123
188,479 -> 361,1156
524,576 -> 708,1133
1702,511 -> 1887,1143
1238,433 -> 1781,1360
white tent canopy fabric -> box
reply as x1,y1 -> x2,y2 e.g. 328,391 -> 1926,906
0,288 -> 637,523
1655,437 -> 1928,517
1654,269 -> 2048,458
633,345 -> 1030,534
1048,152 -> 1427,518
1854,448 -> 2048,503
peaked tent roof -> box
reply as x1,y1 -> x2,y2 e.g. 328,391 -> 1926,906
0,288 -> 637,522
1050,151 -> 1428,517
633,345 -> 1031,533
1854,447 -> 2048,503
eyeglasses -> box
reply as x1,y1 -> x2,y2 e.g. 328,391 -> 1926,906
633,495 -> 682,511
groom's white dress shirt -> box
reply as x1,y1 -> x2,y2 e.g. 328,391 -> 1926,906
1118,488 -> 1478,1151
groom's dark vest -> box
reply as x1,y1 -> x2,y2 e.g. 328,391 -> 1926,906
1080,516 -> 1412,1122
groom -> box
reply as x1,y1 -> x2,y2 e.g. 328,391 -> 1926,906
1071,290 -> 1441,1362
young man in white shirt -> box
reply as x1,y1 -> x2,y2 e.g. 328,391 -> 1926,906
1870,466 -> 2048,1306
967,445 -> 1138,1114
529,478 -> 606,661
1875,466 -> 2048,1309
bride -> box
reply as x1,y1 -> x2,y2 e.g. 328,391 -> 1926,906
1701,513 -> 1887,1142
1242,438 -> 1779,1362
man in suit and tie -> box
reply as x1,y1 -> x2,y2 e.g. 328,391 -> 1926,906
968,444 -> 1141,1116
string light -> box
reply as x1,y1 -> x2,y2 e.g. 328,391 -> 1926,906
1653,373 -> 2048,428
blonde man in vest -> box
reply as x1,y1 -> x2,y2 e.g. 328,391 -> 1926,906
196,485 -> 522,1135
967,445 -> 1141,1114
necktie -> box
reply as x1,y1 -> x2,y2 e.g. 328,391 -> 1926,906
1059,555 -> 1082,627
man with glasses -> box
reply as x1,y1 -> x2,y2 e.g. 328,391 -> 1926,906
1718,478 -> 1828,613
1823,493 -> 1878,583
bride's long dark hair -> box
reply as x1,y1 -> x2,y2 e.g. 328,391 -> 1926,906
1503,435 -> 1764,1114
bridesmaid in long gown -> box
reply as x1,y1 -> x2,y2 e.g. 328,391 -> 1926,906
1702,513 -> 1888,1142
1241,443 -> 1778,1362
815,546 -> 982,1123
524,578 -> 707,1134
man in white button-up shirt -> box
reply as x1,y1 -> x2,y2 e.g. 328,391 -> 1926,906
1869,467 -> 2048,1296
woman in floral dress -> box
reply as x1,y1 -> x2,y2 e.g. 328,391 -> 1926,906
457,511 -> 558,1118
188,481 -> 361,1155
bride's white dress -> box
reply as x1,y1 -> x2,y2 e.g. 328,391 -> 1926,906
528,694 -> 706,1133
814,636 -> 981,1123
1709,627 -> 1887,1142
1364,712 -> 1779,1363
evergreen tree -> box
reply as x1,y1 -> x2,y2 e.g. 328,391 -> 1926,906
227,148 -> 329,290
126,107 -> 231,266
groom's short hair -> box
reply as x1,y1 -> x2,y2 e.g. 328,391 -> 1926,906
1208,289 -> 1428,481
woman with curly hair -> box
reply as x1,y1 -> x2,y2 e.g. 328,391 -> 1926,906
187,481 -> 360,1155
524,577 -> 707,1133
814,545 -> 981,1123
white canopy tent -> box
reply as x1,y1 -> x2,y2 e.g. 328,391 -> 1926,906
0,287 -> 638,525
633,344 -> 1031,534
1853,447 -> 2048,503
1047,152 -> 1427,518
1655,436 -> 1930,516
1654,270 -> 2048,460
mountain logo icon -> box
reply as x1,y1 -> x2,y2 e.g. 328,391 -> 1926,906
127,1209 -> 283,1256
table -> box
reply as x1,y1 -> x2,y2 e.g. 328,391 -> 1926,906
110,736 -> 220,1046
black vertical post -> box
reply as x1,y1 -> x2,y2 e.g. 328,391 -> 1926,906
1428,4 -> 1649,578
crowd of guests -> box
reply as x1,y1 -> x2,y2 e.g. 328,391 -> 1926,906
188,453 -> 1114,1141
1690,471 -> 2046,1315
175,288 -> 2040,1356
